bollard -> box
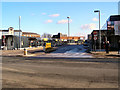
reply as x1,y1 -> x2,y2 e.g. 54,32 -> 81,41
24,48 -> 27,55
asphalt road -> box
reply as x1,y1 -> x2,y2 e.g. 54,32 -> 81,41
2,56 -> 118,88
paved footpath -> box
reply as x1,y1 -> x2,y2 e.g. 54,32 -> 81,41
91,51 -> 120,58
1,46 -> 44,56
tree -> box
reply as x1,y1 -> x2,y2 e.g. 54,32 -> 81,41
42,33 -> 52,38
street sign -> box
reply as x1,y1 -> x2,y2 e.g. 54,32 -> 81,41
94,36 -> 97,40
93,31 -> 98,35
94,34 -> 97,37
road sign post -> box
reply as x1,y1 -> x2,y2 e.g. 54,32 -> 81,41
118,40 -> 120,54
95,40 -> 96,52
94,36 -> 97,52
94,36 -> 97,41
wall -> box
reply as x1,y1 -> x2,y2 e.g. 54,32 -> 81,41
6,36 -> 14,50
13,36 -> 29,49
14,32 -> 22,36
2,32 -> 9,35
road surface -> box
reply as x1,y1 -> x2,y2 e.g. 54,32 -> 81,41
2,56 -> 118,88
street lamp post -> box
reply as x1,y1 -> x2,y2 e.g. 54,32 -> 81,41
67,16 -> 70,43
19,16 -> 21,49
94,10 -> 101,51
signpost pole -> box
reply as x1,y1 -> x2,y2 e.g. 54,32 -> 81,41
93,35 -> 97,52
19,16 -> 21,49
118,40 -> 120,54
93,30 -> 98,52
95,40 -> 96,52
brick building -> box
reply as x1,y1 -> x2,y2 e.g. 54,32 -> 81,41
22,32 -> 40,38
22,32 -> 41,47
52,33 -> 85,40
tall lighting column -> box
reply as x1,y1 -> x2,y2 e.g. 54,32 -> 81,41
67,16 -> 70,42
94,10 -> 101,51
19,16 -> 21,49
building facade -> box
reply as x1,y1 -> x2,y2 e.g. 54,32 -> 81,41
102,15 -> 120,50
22,32 -> 41,47
0,27 -> 29,50
52,33 -> 85,41
90,15 -> 120,51
0,27 -> 22,36
52,33 -> 67,39
22,32 -> 40,38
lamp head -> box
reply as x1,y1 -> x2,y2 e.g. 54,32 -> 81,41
94,10 -> 100,13
19,16 -> 21,19
67,16 -> 70,18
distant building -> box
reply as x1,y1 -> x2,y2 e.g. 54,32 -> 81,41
87,34 -> 92,41
52,33 -> 67,39
22,32 -> 41,47
0,27 -> 22,37
22,32 -> 40,38
0,27 -> 29,50
52,33 -> 85,40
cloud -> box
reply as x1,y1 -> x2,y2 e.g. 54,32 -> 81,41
92,17 -> 98,21
57,19 -> 72,24
45,20 -> 53,23
49,14 -> 60,17
81,23 -> 97,30
42,13 -> 46,15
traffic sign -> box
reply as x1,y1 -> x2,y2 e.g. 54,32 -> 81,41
94,34 -> 97,36
94,36 -> 97,40
93,31 -> 98,35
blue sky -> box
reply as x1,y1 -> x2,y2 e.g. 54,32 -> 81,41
2,2 -> 118,38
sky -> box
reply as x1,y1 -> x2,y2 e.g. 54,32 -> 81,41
2,2 -> 118,38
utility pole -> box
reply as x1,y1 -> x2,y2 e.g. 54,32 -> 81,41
99,11 -> 101,51
19,16 -> 21,49
67,16 -> 70,43
94,10 -> 101,51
